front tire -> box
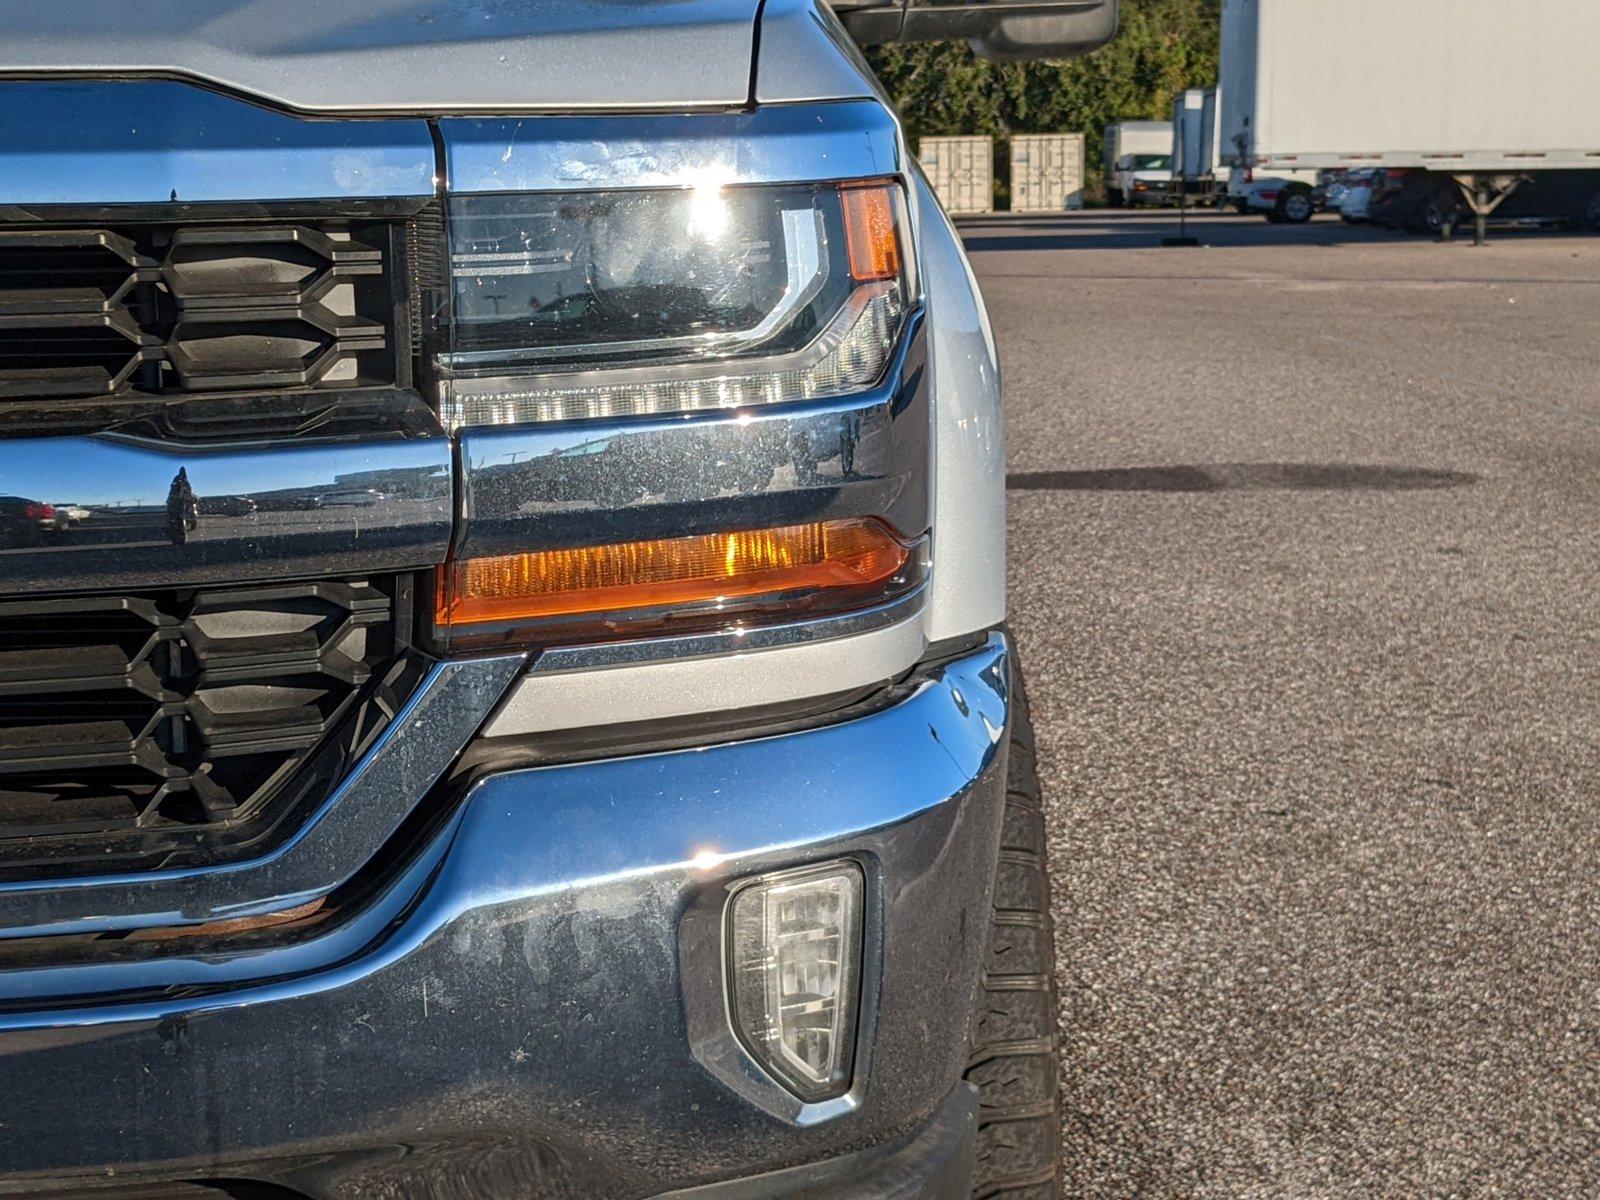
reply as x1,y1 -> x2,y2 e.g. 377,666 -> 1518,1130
964,655 -> 1064,1198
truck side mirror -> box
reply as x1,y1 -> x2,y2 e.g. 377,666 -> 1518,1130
835,0 -> 1119,61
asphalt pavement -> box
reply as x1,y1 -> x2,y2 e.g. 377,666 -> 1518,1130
964,210 -> 1600,1199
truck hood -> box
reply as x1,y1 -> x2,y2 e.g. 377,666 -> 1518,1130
0,0 -> 760,113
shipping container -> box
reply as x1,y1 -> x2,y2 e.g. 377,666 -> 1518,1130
1009,133 -> 1086,211
919,136 -> 994,215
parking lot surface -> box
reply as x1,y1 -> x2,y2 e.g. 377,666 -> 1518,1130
966,210 -> 1600,1198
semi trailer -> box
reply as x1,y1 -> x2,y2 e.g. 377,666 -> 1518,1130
1171,87 -> 1224,205
1219,0 -> 1600,238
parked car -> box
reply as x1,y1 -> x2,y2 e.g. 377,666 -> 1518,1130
0,1 -> 1122,1197
312,487 -> 384,508
199,494 -> 259,518
1319,170 -> 1349,212
1370,168 -> 1600,236
0,495 -> 63,547
1337,168 -> 1381,223
1229,168 -> 1319,223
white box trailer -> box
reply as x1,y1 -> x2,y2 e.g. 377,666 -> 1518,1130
1220,0 -> 1600,236
919,136 -> 994,215
1010,133 -> 1086,211
1221,0 -> 1600,171
1171,89 -> 1206,180
1203,90 -> 1222,180
1173,88 -> 1225,201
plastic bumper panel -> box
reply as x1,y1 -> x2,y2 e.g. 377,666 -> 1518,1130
0,636 -> 1011,1199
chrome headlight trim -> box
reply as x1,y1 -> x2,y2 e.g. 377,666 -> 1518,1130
439,101 -> 903,195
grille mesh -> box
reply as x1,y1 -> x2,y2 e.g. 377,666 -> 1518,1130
0,576 -> 418,879
0,223 -> 398,402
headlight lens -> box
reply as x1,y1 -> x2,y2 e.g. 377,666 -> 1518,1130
440,179 -> 913,428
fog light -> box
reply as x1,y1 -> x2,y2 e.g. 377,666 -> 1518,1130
727,862 -> 864,1102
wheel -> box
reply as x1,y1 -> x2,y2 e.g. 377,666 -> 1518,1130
964,652 -> 1064,1199
1277,187 -> 1314,224
1417,187 -> 1466,237
1264,207 -> 1286,224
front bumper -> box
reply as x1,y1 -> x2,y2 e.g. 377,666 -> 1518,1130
1129,185 -> 1179,204
0,635 -> 1010,1199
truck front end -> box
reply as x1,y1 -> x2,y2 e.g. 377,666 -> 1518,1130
0,2 -> 1070,1197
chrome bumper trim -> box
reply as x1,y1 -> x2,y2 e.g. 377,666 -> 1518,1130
524,584 -> 927,675
0,417 -> 452,598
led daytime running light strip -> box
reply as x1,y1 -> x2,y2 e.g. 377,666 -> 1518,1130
443,284 -> 903,429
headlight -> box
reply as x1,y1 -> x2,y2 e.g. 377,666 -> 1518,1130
439,179 -> 914,429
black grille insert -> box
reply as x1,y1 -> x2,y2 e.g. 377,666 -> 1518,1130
0,221 -> 403,402
0,575 -> 422,881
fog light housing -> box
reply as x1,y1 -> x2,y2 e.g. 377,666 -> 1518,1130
727,862 -> 864,1102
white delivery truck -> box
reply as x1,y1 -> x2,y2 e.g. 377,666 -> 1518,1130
1103,120 -> 1175,207
1220,0 -> 1600,238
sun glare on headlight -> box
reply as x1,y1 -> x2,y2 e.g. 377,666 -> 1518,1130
687,170 -> 733,241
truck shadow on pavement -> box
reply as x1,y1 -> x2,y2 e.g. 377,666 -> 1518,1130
957,212 -> 1593,252
959,214 -> 1409,252
1006,462 -> 1480,492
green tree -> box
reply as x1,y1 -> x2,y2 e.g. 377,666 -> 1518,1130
866,0 -> 1220,202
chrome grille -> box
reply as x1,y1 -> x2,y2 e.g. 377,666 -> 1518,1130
0,575 -> 420,880
0,222 -> 400,402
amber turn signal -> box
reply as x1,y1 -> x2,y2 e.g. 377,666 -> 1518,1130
435,518 -> 921,646
841,183 -> 902,282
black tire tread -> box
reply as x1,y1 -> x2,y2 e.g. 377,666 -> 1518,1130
964,650 -> 1063,1200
